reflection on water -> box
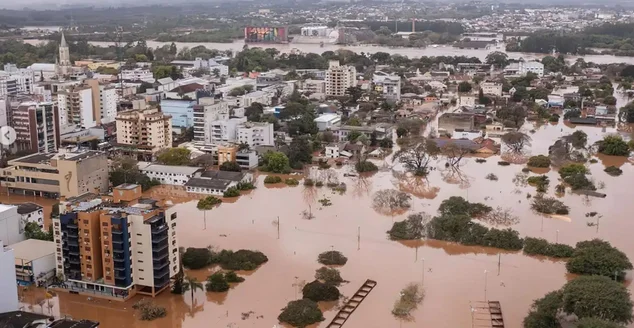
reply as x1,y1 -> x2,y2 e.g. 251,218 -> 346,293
13,96 -> 634,328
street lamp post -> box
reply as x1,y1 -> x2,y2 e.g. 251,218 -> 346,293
556,230 -> 559,243
484,270 -> 488,301
422,258 -> 425,285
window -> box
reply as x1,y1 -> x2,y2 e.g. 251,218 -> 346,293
57,256 -> 61,261
172,248 -> 177,253
138,251 -> 143,254
83,220 -> 88,224
86,256 -> 91,260
85,247 -> 91,251
138,260 -> 143,263
137,242 -> 142,245
137,233 -> 142,236
139,269 -> 144,272
83,229 -> 89,233
103,232 -> 108,236
102,222 -> 108,226
87,264 -> 92,269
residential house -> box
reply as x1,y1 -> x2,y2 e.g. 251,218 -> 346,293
185,171 -> 252,195
137,163 -> 202,186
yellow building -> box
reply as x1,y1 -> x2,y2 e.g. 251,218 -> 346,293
115,108 -> 173,154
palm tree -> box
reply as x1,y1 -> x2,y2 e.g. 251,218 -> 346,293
184,276 -> 203,304
196,196 -> 222,230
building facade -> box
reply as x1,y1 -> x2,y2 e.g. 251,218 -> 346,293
53,184 -> 179,300
325,60 -> 356,97
480,82 -> 503,97
17,203 -> 44,230
193,98 -> 230,142
372,72 -> 401,101
11,239 -> 56,286
0,205 -> 23,246
58,85 -> 94,128
115,108 -> 173,153
0,241 -> 19,313
137,163 -> 201,186
236,122 -> 274,147
121,68 -> 155,83
159,99 -> 196,132
0,150 -> 109,198
10,101 -> 59,153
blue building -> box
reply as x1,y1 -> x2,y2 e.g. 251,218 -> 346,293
160,99 -> 196,132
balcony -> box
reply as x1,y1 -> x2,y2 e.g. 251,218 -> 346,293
68,257 -> 80,265
67,222 -> 78,229
152,234 -> 168,245
153,251 -> 168,262
152,243 -> 168,254
151,224 -> 168,234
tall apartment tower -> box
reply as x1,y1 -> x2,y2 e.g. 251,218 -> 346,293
53,184 -> 179,300
10,100 -> 59,153
325,60 -> 357,97
115,108 -> 173,153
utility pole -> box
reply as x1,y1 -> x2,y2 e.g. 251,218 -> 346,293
484,270 -> 488,301
357,226 -> 360,250
422,258 -> 425,285
277,216 -> 280,239
497,254 -> 501,276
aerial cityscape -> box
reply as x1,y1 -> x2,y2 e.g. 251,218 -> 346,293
1,1 -> 634,328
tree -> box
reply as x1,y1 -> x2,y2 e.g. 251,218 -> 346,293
245,102 -> 264,122
496,105 -> 528,128
523,291 -> 563,328
288,135 -> 313,170
569,130 -> 588,149
566,239 -> 632,279
597,135 -> 630,156
197,196 -> 222,230
440,141 -> 473,167
184,276 -> 203,304
23,222 -> 53,241
302,280 -> 340,302
394,137 -> 440,176
485,51 -> 509,68
619,102 -> 634,123
182,247 -> 212,269
156,148 -> 191,166
576,318 -> 626,328
347,117 -> 362,126
501,132 -> 531,154
205,272 -> 230,292
355,160 -> 378,173
372,189 -> 412,214
387,212 -> 429,240
219,161 -> 241,172
458,81 -> 473,93
347,130 -> 362,142
604,95 -> 617,106
264,152 -> 291,173
530,195 -> 570,215
315,267 -> 344,286
191,154 -> 214,169
438,196 -> 492,217
396,127 -> 408,138
345,86 -> 364,104
392,283 -> 425,319
278,299 -> 324,327
317,250 -> 348,265
561,276 -> 633,324
527,155 -> 551,168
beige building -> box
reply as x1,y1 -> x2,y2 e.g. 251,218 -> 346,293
115,108 -> 172,153
325,60 -> 356,97
53,184 -> 179,300
57,79 -> 118,128
0,150 -> 108,198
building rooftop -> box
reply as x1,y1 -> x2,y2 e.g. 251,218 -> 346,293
11,153 -> 55,165
200,170 -> 245,181
185,177 -> 231,190
115,183 -> 140,190
137,162 -> 201,175
48,318 -> 99,328
9,239 -> 56,262
16,202 -> 43,215
0,311 -> 52,328
314,113 -> 340,123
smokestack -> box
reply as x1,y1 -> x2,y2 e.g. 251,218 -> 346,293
412,20 -> 415,33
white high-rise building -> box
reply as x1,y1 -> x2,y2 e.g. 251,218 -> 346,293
0,240 -> 19,313
373,72 -> 401,101
325,60 -> 356,97
0,204 -> 23,246
237,122 -> 275,147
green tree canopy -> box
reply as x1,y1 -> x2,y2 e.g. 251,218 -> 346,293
597,135 -> 630,156
566,239 -> 632,279
263,151 -> 291,173
156,148 -> 191,166
219,161 -> 241,172
561,275 -> 633,324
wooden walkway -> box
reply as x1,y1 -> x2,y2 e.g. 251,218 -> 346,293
325,279 -> 377,328
471,301 -> 505,328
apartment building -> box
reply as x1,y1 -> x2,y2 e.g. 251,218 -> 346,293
237,122 -> 274,147
480,82 -> 503,97
9,101 -> 59,153
58,80 -> 117,128
193,98 -> 230,142
53,184 -> 179,300
0,150 -> 108,198
325,60 -> 356,97
120,68 -> 155,83
160,99 -> 196,132
115,108 -> 172,153
504,61 -> 545,77
209,117 -> 247,143
0,64 -> 35,97
372,72 -> 401,101
0,241 -> 19,313
301,79 -> 326,94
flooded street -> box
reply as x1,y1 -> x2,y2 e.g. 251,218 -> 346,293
20,97 -> 634,327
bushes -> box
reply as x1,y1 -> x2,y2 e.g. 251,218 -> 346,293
475,158 -> 487,163
531,195 -> 570,215
219,161 -> 242,172
224,271 -> 245,283
425,214 -> 523,251
355,160 -> 378,173
278,299 -> 324,327
182,247 -> 212,269
527,155 -> 551,168
205,272 -> 230,292
236,180 -> 256,190
304,178 -> 314,186
566,239 -> 633,279
264,176 -> 283,184
387,213 -> 427,240
576,318 -> 626,328
302,280 -> 340,302
561,276 -> 633,324
285,178 -> 299,186
558,163 -> 595,190
315,267 -> 344,286
317,250 -> 348,266
559,163 -> 589,178
438,196 -> 492,217
498,161 -> 510,166
523,237 -> 575,258
527,175 -> 549,192
482,228 -> 524,250
212,249 -> 269,271
133,299 -> 167,321
604,166 -> 623,176
485,173 -> 498,181
597,135 -> 630,156
223,186 -> 240,197
392,283 -> 425,319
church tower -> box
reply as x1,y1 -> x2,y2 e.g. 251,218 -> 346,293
57,31 -> 71,77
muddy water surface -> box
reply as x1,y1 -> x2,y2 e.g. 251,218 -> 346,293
15,96 -> 634,328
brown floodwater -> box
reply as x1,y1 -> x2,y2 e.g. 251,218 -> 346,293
14,96 -> 634,328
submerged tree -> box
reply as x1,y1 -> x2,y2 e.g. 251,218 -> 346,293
278,299 -> 325,327
566,239 -> 632,279
441,141 -> 473,167
394,137 -> 440,176
561,276 -> 633,324
387,212 -> 430,240
501,131 -> 531,154
372,189 -> 412,215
